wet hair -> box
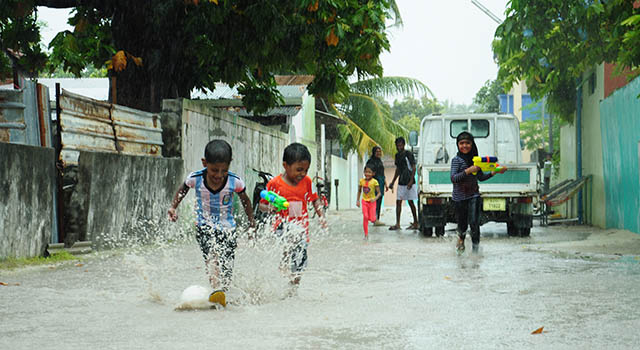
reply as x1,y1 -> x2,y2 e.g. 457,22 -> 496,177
283,142 -> 311,165
395,137 -> 406,145
204,139 -> 232,164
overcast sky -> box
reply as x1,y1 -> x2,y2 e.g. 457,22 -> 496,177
380,0 -> 509,104
37,0 -> 509,105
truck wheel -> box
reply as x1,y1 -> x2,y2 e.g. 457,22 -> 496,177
435,226 -> 445,237
519,228 -> 531,237
507,222 -> 519,237
421,226 -> 433,237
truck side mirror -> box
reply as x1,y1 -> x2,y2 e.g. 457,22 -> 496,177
409,130 -> 418,147
520,139 -> 525,150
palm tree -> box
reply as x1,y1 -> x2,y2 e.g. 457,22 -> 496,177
330,76 -> 433,156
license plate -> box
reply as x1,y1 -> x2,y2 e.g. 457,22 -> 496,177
483,198 -> 506,211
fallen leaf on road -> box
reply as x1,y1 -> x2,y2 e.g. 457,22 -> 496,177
0,282 -> 20,286
444,276 -> 451,280
531,326 -> 544,334
76,263 -> 84,267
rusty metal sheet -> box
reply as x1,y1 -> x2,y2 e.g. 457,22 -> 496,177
0,80 -> 52,146
36,84 -> 54,148
0,87 -> 28,144
57,89 -> 163,166
59,89 -> 111,121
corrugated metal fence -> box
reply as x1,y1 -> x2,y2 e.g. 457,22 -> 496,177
0,80 -> 52,147
599,76 -> 640,234
58,89 -> 163,166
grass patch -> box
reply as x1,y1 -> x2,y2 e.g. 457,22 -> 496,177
0,251 -> 80,270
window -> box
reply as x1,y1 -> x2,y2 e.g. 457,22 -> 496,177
471,120 -> 490,137
450,120 -> 490,138
450,120 -> 468,138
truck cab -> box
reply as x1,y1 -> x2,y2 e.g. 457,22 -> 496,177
416,113 -> 539,237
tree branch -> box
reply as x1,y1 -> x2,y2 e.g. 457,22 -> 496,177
35,0 -> 81,8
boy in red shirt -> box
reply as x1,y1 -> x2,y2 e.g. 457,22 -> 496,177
259,143 -> 326,288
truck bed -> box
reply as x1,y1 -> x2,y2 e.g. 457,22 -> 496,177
418,164 -> 539,197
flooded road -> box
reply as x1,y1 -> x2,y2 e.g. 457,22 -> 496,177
2,209 -> 640,349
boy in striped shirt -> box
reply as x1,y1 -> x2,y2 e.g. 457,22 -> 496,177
168,140 -> 255,307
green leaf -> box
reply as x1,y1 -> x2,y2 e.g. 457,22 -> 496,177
621,14 -> 640,27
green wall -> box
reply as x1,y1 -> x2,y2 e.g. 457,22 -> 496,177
580,64 -> 606,227
599,75 -> 640,234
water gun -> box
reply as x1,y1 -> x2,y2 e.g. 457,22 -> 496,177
260,190 -> 289,212
472,156 -> 504,175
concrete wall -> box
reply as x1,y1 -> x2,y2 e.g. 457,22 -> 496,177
292,92 -> 318,176
166,99 -> 289,208
580,64 -> 606,227
0,142 -> 55,258
330,155 -> 351,211
68,151 -> 183,247
600,75 -> 640,234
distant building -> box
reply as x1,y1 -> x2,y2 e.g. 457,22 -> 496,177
498,80 -> 549,122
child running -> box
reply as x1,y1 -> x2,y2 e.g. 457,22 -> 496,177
168,139 -> 255,307
356,162 -> 381,239
450,132 -> 507,254
259,143 -> 326,289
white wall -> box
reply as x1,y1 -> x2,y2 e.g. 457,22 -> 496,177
177,99 -> 289,199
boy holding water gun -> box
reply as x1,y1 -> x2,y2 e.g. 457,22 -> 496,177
259,142 -> 326,288
450,132 -> 507,254
168,140 -> 255,307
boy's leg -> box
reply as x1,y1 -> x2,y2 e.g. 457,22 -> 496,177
289,238 -> 308,285
196,225 -> 221,289
408,200 -> 418,228
394,200 -> 402,228
212,229 -> 238,291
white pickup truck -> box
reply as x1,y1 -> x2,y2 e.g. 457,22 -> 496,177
413,113 -> 539,237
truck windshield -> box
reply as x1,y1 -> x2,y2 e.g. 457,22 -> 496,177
450,120 -> 490,138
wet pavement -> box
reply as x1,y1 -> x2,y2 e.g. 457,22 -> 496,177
2,208 -> 640,349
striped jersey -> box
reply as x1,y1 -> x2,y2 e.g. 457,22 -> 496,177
450,155 -> 492,201
184,169 -> 246,229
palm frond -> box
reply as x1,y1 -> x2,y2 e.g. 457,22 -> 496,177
330,105 -> 379,156
334,93 -> 408,156
350,76 -> 434,99
388,0 -> 403,28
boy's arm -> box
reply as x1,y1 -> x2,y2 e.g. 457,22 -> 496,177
374,185 -> 382,201
258,201 -> 273,213
237,191 -> 256,227
389,167 -> 399,192
356,185 -> 362,207
311,197 -> 328,229
168,183 -> 189,221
